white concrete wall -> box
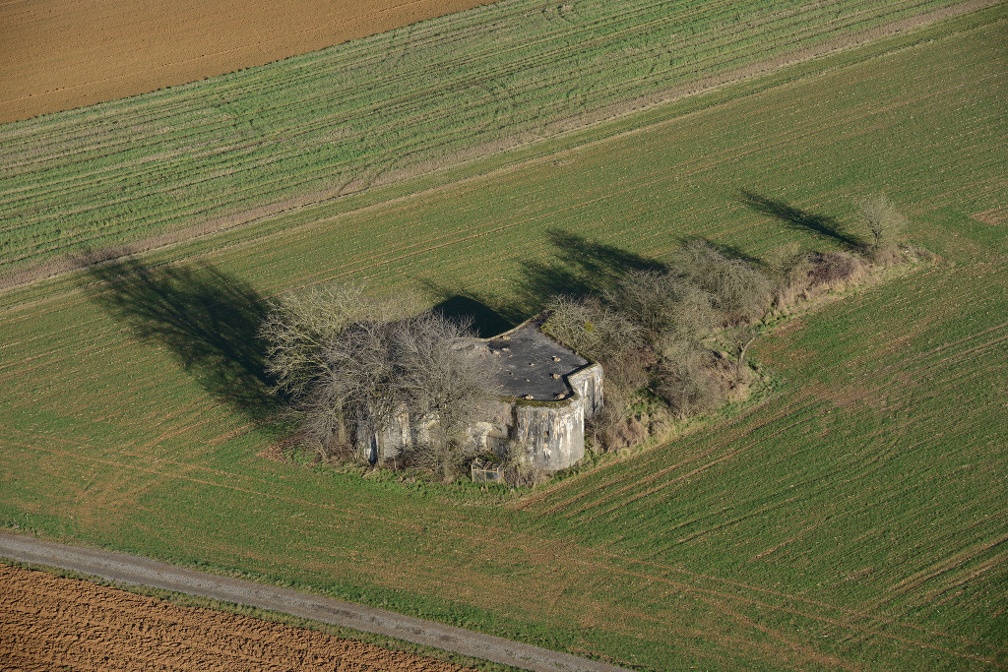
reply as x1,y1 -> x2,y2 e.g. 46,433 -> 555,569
511,397 -> 584,471
567,363 -> 604,419
355,351 -> 604,472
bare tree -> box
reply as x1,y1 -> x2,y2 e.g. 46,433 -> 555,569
605,270 -> 716,350
731,323 -> 760,383
260,283 -> 496,475
543,294 -> 648,401
654,343 -> 725,420
395,314 -> 499,481
765,242 -> 814,309
259,284 -> 416,401
858,194 -> 906,257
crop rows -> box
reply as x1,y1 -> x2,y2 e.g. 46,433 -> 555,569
0,0 -> 962,275
0,7 -> 1005,671
516,259 -> 1008,667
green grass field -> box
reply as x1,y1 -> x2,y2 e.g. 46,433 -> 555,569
1,3 -> 1006,671
0,0 -> 971,278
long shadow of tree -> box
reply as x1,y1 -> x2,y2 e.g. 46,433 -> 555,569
680,235 -> 768,270
510,229 -> 668,313
740,189 -> 864,250
83,258 -> 280,425
422,230 -> 669,327
429,292 -> 516,338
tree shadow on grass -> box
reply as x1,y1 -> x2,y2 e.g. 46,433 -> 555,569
422,229 -> 669,328
740,189 -> 864,250
676,235 -> 768,270
82,257 -> 281,426
417,231 -> 669,334
430,293 -> 516,338
510,229 -> 668,312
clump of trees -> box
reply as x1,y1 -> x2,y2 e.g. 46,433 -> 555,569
259,284 -> 497,480
543,240 -> 773,451
543,195 -> 918,452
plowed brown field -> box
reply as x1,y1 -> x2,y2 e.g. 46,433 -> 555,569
0,564 -> 472,672
0,0 -> 494,124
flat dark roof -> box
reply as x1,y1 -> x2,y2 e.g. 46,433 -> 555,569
483,322 -> 589,401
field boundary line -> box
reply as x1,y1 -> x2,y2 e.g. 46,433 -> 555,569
0,531 -> 631,672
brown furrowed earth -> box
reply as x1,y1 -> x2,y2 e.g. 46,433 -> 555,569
0,563 -> 474,672
0,0 -> 495,124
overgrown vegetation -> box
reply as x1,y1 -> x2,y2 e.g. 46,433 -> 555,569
261,198 -> 919,481
260,284 -> 499,481
1,10 -> 1005,670
542,220 -> 921,453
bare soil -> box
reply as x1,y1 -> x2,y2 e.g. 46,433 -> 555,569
0,564 -> 472,672
0,0 -> 496,124
0,533 -> 632,672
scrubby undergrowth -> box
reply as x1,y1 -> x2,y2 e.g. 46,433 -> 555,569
544,204 -> 933,458
266,197 -> 932,488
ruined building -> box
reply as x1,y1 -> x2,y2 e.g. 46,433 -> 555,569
357,319 -> 603,472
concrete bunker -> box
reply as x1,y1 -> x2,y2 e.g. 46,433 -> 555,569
357,318 -> 603,472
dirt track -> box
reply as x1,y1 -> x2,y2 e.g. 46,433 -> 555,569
0,531 -> 631,672
0,0 -> 495,124
1,563 -> 472,672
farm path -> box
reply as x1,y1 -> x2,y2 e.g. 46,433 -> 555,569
0,530 -> 630,672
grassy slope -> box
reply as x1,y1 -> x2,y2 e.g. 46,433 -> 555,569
1,6 -> 1007,671
0,0 -> 965,275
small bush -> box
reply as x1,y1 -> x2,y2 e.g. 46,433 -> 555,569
604,270 -> 717,347
407,439 -> 468,483
766,243 -> 815,309
543,296 -> 644,361
654,344 -> 726,420
588,407 -> 649,453
808,250 -> 867,290
671,241 -> 773,324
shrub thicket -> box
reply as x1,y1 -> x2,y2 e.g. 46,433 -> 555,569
545,216 -> 918,453
260,285 -> 497,479
543,240 -> 774,451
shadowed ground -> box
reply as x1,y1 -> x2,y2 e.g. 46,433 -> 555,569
82,258 -> 279,424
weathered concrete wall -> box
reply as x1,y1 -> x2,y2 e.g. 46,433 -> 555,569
356,410 -> 411,463
353,325 -> 604,472
469,400 -> 513,456
356,376 -> 599,471
510,397 -> 584,471
568,363 -> 603,419
506,363 -> 600,471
